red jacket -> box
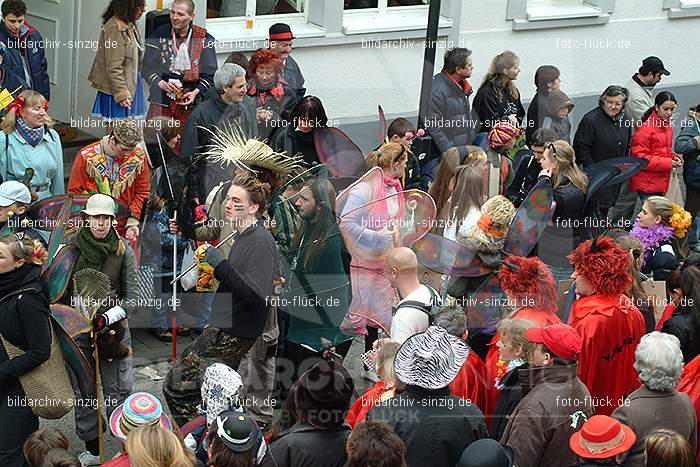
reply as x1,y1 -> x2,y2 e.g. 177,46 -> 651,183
569,293 -> 645,416
102,453 -> 130,467
449,350 -> 488,412
483,308 -> 561,420
346,381 -> 393,428
678,354 -> 700,465
629,111 -> 676,194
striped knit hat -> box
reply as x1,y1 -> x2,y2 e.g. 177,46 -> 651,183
394,326 -> 469,389
487,121 -> 520,149
109,392 -> 172,440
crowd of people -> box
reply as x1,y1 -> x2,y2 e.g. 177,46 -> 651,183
0,0 -> 700,466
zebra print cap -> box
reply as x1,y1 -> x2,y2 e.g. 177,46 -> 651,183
394,326 -> 470,390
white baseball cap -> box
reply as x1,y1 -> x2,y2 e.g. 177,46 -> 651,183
0,181 -> 32,207
82,193 -> 116,217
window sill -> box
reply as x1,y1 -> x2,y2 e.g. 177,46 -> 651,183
206,9 -> 453,54
667,3 -> 700,18
513,6 -> 609,30
206,15 -> 326,54
342,9 -> 452,35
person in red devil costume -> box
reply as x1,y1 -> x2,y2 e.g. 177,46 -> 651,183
483,255 -> 561,422
568,236 -> 646,416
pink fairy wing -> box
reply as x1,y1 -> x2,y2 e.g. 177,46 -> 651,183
414,233 -> 493,276
314,127 -> 366,177
378,105 -> 388,145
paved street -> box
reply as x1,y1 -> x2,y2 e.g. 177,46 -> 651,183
44,328 -> 370,461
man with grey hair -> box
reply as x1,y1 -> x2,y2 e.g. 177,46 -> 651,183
180,63 -> 258,204
612,331 -> 697,467
434,304 -> 488,410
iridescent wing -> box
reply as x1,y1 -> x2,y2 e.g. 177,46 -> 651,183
27,194 -> 131,231
51,316 -> 95,399
465,273 -> 504,337
41,244 -> 79,303
335,167 -> 384,217
583,157 -> 648,189
413,233 -> 491,276
314,127 -> 366,178
378,105 -> 388,145
50,303 -> 91,338
503,177 -> 554,257
43,198 -> 72,271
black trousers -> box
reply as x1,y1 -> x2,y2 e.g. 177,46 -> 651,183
0,382 -> 39,467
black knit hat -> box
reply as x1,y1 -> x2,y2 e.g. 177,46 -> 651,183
294,359 -> 354,430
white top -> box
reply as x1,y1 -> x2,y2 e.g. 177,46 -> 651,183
443,206 -> 481,242
390,285 -> 437,345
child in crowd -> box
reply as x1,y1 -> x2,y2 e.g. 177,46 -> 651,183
346,340 -> 400,428
542,90 -> 574,143
22,427 -> 70,467
37,449 -> 80,467
630,195 -> 691,281
485,122 -> 516,198
0,180 -> 45,244
387,117 -> 422,190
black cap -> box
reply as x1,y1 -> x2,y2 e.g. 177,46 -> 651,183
215,410 -> 258,453
269,23 -> 295,41
642,56 -> 670,76
456,439 -> 515,467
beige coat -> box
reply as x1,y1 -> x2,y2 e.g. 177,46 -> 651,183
88,16 -> 142,103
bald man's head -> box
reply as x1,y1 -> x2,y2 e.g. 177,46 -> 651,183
386,247 -> 418,272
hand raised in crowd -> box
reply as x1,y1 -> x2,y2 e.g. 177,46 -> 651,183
169,218 -> 179,235
158,80 -> 181,94
125,225 -> 140,241
256,107 -> 273,122
181,89 -> 200,106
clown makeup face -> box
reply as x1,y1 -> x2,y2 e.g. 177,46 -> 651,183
21,100 -> 47,128
572,269 -> 596,297
637,201 -> 662,228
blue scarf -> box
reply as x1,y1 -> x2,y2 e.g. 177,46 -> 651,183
15,117 -> 45,147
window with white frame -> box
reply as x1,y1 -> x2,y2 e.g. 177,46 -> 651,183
664,0 -> 700,18
207,0 -> 307,18
342,0 -> 453,35
507,0 -> 614,29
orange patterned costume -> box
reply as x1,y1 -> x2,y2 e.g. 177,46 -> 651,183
68,136 -> 150,230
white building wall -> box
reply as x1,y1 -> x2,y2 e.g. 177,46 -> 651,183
71,0 -> 700,132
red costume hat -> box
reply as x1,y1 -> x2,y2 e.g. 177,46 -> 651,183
569,415 -> 636,459
568,236 -> 631,296
498,255 -> 557,312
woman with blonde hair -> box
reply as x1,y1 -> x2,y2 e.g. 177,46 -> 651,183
0,90 -> 63,200
121,424 -> 194,467
340,141 -> 409,351
473,51 -> 525,136
537,139 -> 589,281
0,234 -> 51,466
644,428 -> 694,467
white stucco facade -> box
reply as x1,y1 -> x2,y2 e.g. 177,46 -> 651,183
41,0 -> 700,133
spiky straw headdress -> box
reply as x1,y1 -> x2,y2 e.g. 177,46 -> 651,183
198,122 -> 305,176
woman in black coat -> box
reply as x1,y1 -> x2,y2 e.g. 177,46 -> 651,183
472,51 -> 525,136
536,140 -> 588,282
0,234 -> 51,467
270,96 -> 327,167
661,264 -> 700,364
